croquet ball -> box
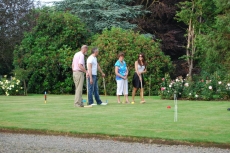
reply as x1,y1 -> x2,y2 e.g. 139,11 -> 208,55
167,105 -> 171,109
82,99 -> 86,103
131,102 -> 134,104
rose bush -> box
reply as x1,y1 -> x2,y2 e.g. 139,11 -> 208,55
160,72 -> 230,100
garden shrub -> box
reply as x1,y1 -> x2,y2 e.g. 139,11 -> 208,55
160,71 -> 230,100
90,27 -> 172,95
13,10 -> 88,94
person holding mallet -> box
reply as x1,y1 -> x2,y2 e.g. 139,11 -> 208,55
87,47 -> 107,106
115,52 -> 129,104
132,53 -> 147,104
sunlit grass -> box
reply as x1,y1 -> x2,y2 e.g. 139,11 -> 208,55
0,94 -> 229,145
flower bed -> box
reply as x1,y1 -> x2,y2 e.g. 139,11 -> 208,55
160,74 -> 230,100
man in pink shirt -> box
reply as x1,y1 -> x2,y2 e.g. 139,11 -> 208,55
72,45 -> 88,107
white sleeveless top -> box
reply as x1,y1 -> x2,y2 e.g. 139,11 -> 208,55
137,64 -> 145,73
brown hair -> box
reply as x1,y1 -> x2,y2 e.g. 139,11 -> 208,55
117,52 -> 124,58
137,53 -> 146,66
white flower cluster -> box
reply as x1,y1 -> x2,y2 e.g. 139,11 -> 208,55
161,74 -> 230,100
0,75 -> 23,96
184,83 -> 189,87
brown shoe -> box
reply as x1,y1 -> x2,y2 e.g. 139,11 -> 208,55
74,103 -> 84,107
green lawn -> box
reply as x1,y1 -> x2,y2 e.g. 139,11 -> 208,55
0,94 -> 229,146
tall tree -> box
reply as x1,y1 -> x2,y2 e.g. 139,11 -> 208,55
195,0 -> 230,74
129,0 -> 188,78
53,0 -> 146,34
175,0 -> 216,78
13,10 -> 88,94
130,0 -> 186,55
0,0 -> 36,75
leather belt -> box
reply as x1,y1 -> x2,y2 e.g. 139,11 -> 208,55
73,70 -> 84,73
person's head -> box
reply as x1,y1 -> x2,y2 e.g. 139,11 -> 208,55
91,47 -> 99,56
138,53 -> 146,66
81,45 -> 88,55
117,52 -> 124,61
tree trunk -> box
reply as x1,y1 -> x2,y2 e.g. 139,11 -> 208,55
23,80 -> 27,96
187,18 -> 192,79
187,1 -> 195,80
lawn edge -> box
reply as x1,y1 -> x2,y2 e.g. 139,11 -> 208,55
1,128 -> 229,149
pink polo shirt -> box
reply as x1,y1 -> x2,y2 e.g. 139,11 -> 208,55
72,51 -> 85,71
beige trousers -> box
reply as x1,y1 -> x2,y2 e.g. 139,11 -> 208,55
73,71 -> 84,106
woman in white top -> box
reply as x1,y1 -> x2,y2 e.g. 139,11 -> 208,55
132,53 -> 147,103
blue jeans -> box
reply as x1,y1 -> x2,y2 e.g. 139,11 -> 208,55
87,75 -> 102,105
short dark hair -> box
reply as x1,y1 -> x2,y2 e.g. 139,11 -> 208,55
91,47 -> 98,54
117,52 -> 124,58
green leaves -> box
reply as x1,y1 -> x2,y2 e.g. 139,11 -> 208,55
13,10 -> 88,94
175,0 -> 230,78
194,0 -> 230,74
54,0 -> 146,34
90,27 -> 172,95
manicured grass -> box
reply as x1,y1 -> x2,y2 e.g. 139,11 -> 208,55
0,94 -> 230,146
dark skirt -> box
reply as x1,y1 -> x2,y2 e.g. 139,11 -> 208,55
132,72 -> 145,88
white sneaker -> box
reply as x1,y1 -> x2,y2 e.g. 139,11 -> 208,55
100,102 -> 107,105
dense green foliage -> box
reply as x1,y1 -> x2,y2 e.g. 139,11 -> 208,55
196,0 -> 230,74
176,0 -> 216,77
1,0 -> 230,98
90,27 -> 172,95
172,0 -> 230,100
160,72 -> 230,100
54,0 -> 145,34
13,10 -> 88,94
176,0 -> 230,75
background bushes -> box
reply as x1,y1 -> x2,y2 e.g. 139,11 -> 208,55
12,11 -> 172,95
160,71 -> 230,100
90,27 -> 172,96
13,10 -> 88,94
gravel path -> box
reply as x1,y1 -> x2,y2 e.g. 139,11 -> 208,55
0,133 -> 229,153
